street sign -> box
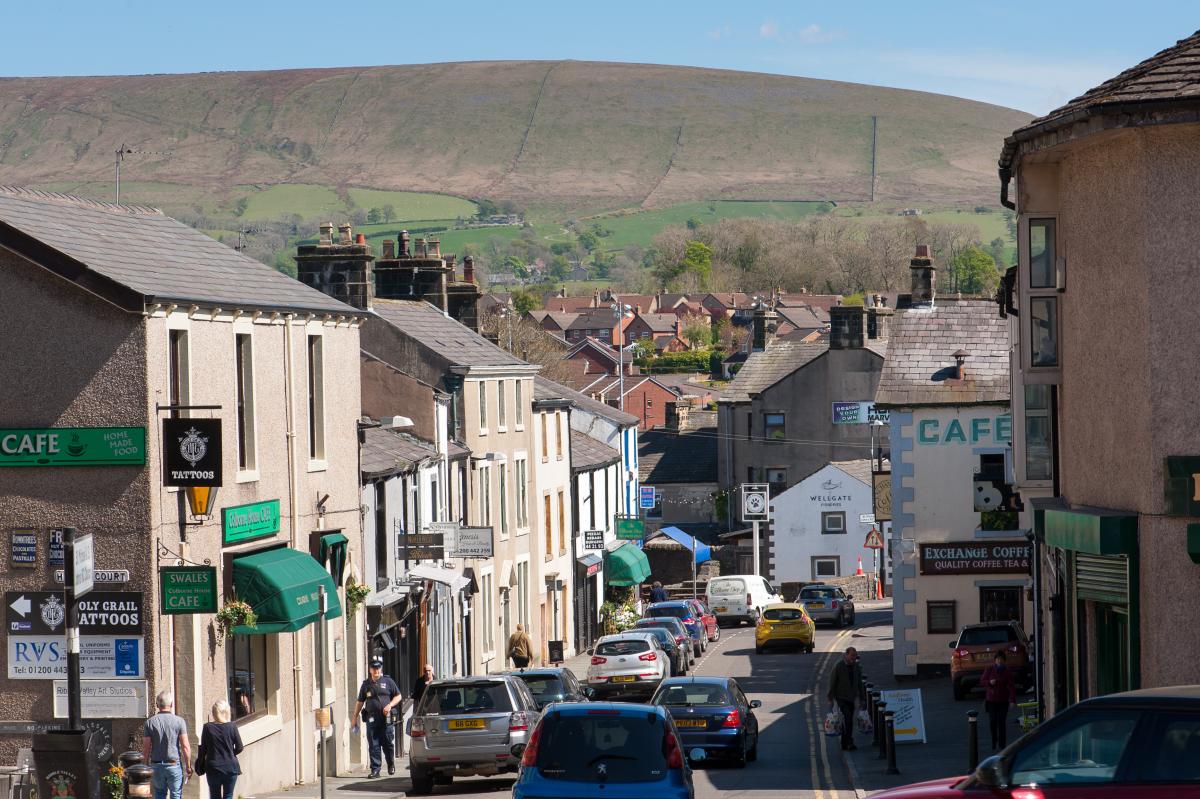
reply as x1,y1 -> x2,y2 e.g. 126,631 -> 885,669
11,530 -> 36,567
614,516 -> 644,541
583,530 -> 605,550
639,486 -> 656,509
859,513 -> 876,524
879,689 -> 927,743
159,567 -> 218,615
864,528 -> 884,549
740,483 -> 770,523
397,533 -> 444,561
53,569 -> 130,584
53,680 -> 148,719
872,471 -> 892,523
72,533 -> 94,597
7,635 -> 143,679
449,526 -> 494,558
49,528 -> 65,566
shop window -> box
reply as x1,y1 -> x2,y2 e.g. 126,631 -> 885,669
229,634 -> 270,721
1029,219 -> 1056,289
1030,297 -> 1058,366
980,587 -> 1022,624
811,557 -> 839,579
764,412 -> 785,440
927,601 -> 956,634
1025,385 -> 1053,481
821,511 -> 846,534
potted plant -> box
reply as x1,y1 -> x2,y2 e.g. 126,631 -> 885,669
215,599 -> 256,645
345,579 -> 371,615
101,763 -> 124,799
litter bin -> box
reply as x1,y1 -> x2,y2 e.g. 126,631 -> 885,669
33,729 -> 103,799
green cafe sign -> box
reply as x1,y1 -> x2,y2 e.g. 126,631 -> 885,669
223,498 -> 282,544
0,427 -> 146,467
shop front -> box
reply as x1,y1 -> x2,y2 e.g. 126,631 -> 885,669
603,543 -> 651,601
573,554 -> 602,652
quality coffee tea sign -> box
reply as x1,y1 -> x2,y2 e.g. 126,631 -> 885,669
161,418 -> 222,487
919,542 -> 1032,575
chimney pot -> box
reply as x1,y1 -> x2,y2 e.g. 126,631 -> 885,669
914,244 -> 931,259
463,255 -> 475,284
383,240 -> 395,259
430,238 -> 442,259
355,233 -> 366,245
338,224 -> 353,245
399,230 -> 411,258
319,222 -> 334,245
952,349 -> 969,380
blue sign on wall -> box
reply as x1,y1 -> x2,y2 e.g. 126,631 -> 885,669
639,486 -> 656,509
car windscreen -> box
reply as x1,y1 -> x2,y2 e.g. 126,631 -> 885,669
648,605 -> 689,620
596,639 -> 650,656
419,682 -> 512,715
534,712 -> 670,782
708,579 -> 745,596
519,675 -> 567,701
764,608 -> 804,621
958,627 -> 1017,646
655,685 -> 732,706
800,588 -> 836,600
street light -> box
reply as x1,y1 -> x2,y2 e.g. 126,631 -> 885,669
610,303 -> 633,410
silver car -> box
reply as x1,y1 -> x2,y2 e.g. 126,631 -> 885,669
797,584 -> 856,627
407,675 -> 540,794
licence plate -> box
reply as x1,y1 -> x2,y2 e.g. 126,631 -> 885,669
808,602 -> 825,608
449,718 -> 486,730
776,623 -> 799,630
973,653 -> 992,663
715,606 -> 728,612
612,675 -> 636,683
675,719 -> 707,728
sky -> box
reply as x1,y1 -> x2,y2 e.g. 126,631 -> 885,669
4,1 -> 1197,114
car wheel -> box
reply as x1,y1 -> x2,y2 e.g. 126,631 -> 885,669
850,609 -> 856,625
409,767 -> 435,795
747,729 -> 759,762
694,642 -> 702,658
838,610 -> 847,628
952,680 -> 965,702
733,738 -> 748,768
755,645 -> 764,654
711,625 -> 721,643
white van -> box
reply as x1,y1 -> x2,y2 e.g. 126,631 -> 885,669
706,575 -> 784,626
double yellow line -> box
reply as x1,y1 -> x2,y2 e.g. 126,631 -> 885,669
806,626 -> 859,799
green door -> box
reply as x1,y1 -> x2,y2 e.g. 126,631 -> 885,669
1095,604 -> 1129,696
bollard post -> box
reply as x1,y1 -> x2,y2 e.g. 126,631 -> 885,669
967,710 -> 979,772
884,710 -> 900,775
869,691 -> 881,747
876,702 -> 888,759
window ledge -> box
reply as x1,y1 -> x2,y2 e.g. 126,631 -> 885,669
237,713 -> 283,746
515,528 -> 529,537
541,457 -> 549,464
515,424 -> 526,432
544,553 -> 553,563
479,429 -> 488,437
307,459 -> 328,473
497,426 -> 508,434
235,469 -> 260,484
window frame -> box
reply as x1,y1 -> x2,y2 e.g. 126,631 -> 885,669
235,331 -> 257,475
1023,384 -> 1054,484
478,464 -> 491,526
811,557 -> 839,579
515,380 -> 525,429
1020,215 -> 1062,378
228,632 -> 273,723
764,411 -> 785,441
498,463 -> 509,539
514,457 -> 529,529
926,601 -> 957,635
543,493 -> 553,558
306,334 -> 325,462
555,411 -> 564,460
557,488 -> 567,553
821,511 -> 847,534
497,379 -> 507,431
478,381 -> 488,435
540,413 -> 549,461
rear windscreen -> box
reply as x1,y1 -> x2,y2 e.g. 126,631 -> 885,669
636,620 -> 683,635
958,628 -> 1017,646
420,683 -> 512,714
535,713 -> 669,782
641,629 -> 675,648
648,606 -> 688,620
800,588 -> 836,599
764,608 -> 804,621
519,676 -> 566,701
655,685 -> 732,706
708,579 -> 744,596
596,639 -> 650,656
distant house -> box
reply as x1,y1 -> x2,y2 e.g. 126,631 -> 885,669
583,374 -> 679,431
625,312 -> 685,347
530,310 -> 577,337
543,289 -> 598,313
775,304 -> 829,340
656,293 -> 691,312
479,292 -> 513,317
567,263 -> 591,281
565,307 -> 630,345
564,337 -> 627,377
701,292 -> 756,320
639,423 -> 720,535
600,289 -> 658,314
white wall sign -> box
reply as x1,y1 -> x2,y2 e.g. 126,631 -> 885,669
53,680 -> 148,719
53,569 -> 130,584
880,688 -> 927,743
7,635 -> 144,679
73,533 -> 94,596
448,526 -> 494,558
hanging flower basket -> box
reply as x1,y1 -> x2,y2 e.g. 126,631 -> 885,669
345,579 -> 371,615
215,599 -> 256,646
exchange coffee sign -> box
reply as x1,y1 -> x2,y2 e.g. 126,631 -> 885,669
919,542 -> 1031,575
162,418 -> 222,487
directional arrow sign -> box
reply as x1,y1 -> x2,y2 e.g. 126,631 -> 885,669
9,595 -> 30,617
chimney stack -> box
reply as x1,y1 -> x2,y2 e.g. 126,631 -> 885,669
430,238 -> 442,259
829,305 -> 866,349
751,303 -> 777,353
910,244 -> 936,307
338,223 -> 353,245
295,223 -> 375,311
319,222 -> 334,245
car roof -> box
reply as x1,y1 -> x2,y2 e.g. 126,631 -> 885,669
1091,685 -> 1200,702
800,584 -> 840,591
598,632 -> 656,642
428,676 -> 513,687
658,675 -> 734,687
636,616 -> 683,625
501,668 -> 572,677
544,701 -> 669,717
764,602 -> 807,610
648,600 -> 691,608
959,621 -> 1021,630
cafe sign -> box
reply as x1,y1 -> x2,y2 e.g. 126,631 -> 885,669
919,541 -> 1031,575
0,427 -> 146,467
223,499 -> 281,544
159,567 -> 217,615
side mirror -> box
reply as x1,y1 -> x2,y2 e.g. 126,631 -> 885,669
510,743 -> 526,759
584,687 -> 595,699
948,641 -> 957,648
847,594 -> 854,600
972,755 -> 1009,788
586,648 -> 594,656
750,700 -> 762,709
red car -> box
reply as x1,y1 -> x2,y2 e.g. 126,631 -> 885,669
687,598 -> 721,643
869,686 -> 1200,798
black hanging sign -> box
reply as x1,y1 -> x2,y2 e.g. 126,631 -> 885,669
162,418 -> 222,487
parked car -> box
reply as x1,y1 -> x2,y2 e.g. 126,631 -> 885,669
686,598 -> 721,642
407,675 -> 541,794
512,701 -> 694,799
646,600 -> 708,657
586,633 -> 670,700
949,621 -> 1032,701
797,584 -> 856,627
865,686 -> 1200,798
650,676 -> 761,768
754,603 -> 816,654
625,627 -> 689,676
634,617 -> 696,670
501,667 -> 589,710
705,575 -> 784,627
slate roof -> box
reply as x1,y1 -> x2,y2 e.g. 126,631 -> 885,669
570,429 -> 621,471
792,457 -> 890,488
657,293 -> 691,309
0,186 -> 359,315
544,296 -> 596,313
361,427 -> 439,477
372,299 -> 528,367
874,299 -> 1009,407
638,428 -> 718,484
541,311 -> 578,330
566,308 -> 620,330
776,305 -> 829,330
634,313 -> 680,333
535,375 -> 639,426
723,340 -> 829,403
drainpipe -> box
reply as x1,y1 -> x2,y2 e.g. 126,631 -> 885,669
284,315 -> 306,784
999,166 -> 1016,210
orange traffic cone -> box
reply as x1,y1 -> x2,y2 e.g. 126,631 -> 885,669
855,556 -> 864,576
875,576 -> 883,600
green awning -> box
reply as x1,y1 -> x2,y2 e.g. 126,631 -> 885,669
319,531 -> 348,587
604,544 -> 651,587
232,547 -> 343,634
1043,507 -> 1138,556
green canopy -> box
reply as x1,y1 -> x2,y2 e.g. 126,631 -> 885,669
319,531 -> 348,587
232,547 -> 343,634
604,544 -> 652,587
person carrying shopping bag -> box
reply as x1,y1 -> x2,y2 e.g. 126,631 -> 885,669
195,699 -> 243,799
826,647 -> 863,751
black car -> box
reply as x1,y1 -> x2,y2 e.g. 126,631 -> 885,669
634,617 -> 696,669
630,626 -> 689,676
651,676 -> 761,767
501,667 -> 589,710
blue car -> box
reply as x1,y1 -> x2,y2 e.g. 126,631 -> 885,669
646,601 -> 706,657
512,702 -> 694,799
650,676 -> 761,767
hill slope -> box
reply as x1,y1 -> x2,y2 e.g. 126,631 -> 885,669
0,61 -> 1031,210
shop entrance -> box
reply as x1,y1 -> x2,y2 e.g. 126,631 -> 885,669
980,586 -> 1023,624
1096,604 -> 1129,696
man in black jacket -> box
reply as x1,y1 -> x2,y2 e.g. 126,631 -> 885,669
827,647 -> 863,751
352,657 -> 402,778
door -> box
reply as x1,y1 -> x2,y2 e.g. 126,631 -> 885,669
1095,605 -> 1128,696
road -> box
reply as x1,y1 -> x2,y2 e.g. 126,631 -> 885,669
405,607 -> 893,799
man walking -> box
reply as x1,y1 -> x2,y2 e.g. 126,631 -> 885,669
827,647 -> 863,751
352,657 -> 402,778
649,581 -> 669,603
142,690 -> 191,799
507,623 -> 533,668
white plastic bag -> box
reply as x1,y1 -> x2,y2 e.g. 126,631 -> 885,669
855,708 -> 873,734
824,708 -> 844,736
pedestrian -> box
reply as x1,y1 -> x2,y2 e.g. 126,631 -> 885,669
649,581 -> 668,603
142,690 -> 191,799
352,656 -> 403,778
507,623 -> 534,668
981,651 -> 1017,750
413,664 -> 435,708
195,699 -> 243,799
826,646 -> 863,751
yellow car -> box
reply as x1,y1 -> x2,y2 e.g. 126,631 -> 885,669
754,603 -> 816,654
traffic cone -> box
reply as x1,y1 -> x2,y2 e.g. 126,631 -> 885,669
855,556 -> 864,576
875,576 -> 883,600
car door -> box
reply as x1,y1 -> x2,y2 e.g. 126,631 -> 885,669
732,682 -> 757,743
1004,707 -> 1148,798
1124,709 -> 1200,795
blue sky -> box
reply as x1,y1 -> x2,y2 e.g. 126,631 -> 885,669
5,1 -> 1197,114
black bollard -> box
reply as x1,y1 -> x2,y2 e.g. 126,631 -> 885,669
967,710 -> 979,771
884,710 -> 900,775
869,691 -> 882,747
876,702 -> 888,759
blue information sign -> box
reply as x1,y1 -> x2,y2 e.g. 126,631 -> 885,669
639,486 -> 656,509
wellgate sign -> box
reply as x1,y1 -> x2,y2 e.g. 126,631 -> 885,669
919,542 -> 1031,575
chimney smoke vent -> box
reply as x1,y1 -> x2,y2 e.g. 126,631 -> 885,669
463,255 -> 475,284
399,231 -> 410,258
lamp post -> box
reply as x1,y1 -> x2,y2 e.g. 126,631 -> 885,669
610,303 -> 631,410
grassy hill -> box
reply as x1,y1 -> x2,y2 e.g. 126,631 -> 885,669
0,61 -> 1030,214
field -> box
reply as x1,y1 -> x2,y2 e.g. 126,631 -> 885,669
239,184 -> 478,222
590,201 -> 833,252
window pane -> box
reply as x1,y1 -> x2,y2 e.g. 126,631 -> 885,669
307,336 -> 324,459
1010,711 -> 1138,785
1029,219 -> 1055,288
815,559 -> 837,577
479,382 -> 488,428
229,634 -> 268,719
764,413 -> 785,440
516,381 -> 524,425
498,379 -> 507,427
927,602 -> 956,634
1024,384 -> 1049,411
1026,415 -> 1053,481
1143,714 -> 1200,782
1030,297 -> 1058,366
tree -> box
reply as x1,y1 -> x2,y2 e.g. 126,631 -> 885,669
679,312 -> 712,350
951,245 -> 1000,295
987,237 -> 1007,267
577,230 -> 599,252
511,288 -> 540,315
233,197 -> 249,218
547,255 -> 571,281
382,204 -> 396,223
502,255 -> 529,280
367,207 -> 383,224
550,242 -> 574,256
686,217 -> 703,231
654,240 -> 713,291
475,198 -> 499,219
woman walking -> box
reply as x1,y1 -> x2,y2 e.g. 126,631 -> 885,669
980,652 -> 1017,750
196,699 -> 243,799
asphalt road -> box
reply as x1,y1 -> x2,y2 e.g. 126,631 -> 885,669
393,607 -> 894,799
